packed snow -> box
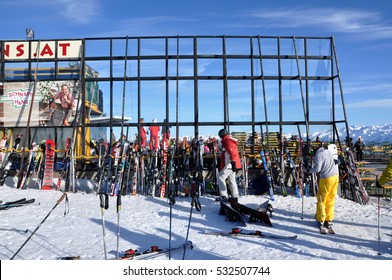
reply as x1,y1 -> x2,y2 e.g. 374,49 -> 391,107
0,177 -> 391,261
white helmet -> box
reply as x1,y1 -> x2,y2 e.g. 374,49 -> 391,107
327,144 -> 338,160
152,118 -> 157,123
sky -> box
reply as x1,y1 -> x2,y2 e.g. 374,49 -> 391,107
1,0 -> 392,138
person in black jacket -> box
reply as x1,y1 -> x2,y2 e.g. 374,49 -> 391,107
354,136 -> 365,162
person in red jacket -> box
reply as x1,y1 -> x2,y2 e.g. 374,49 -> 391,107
149,118 -> 160,152
217,129 -> 241,201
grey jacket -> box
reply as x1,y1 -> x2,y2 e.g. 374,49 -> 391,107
308,147 -> 339,179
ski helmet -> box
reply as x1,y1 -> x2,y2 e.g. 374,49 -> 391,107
218,129 -> 228,138
327,144 -> 338,160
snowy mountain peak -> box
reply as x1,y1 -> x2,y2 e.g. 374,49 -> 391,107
310,123 -> 392,144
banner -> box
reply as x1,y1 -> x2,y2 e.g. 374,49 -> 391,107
2,40 -> 82,60
0,80 -> 80,127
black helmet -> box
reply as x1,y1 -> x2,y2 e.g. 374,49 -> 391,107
218,129 -> 228,138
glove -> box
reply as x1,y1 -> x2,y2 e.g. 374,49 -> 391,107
231,161 -> 237,172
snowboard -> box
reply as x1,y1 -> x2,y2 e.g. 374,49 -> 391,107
219,199 -> 247,227
42,139 -> 55,190
229,198 -> 273,227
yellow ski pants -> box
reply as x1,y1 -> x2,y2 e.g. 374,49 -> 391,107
316,175 -> 339,223
379,158 -> 392,186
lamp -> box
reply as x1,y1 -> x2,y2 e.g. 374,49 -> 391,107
26,28 -> 34,40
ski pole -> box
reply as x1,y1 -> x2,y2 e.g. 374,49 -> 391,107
168,190 -> 175,260
10,192 -> 68,260
116,193 -> 122,259
99,193 -> 109,260
376,175 -> 382,256
182,190 -> 201,260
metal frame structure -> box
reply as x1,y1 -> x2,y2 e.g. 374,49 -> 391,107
1,35 -> 351,156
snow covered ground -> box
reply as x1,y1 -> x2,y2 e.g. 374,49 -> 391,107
0,177 -> 391,261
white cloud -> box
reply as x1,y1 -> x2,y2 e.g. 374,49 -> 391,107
237,7 -> 392,40
2,0 -> 101,25
347,98 -> 392,108
58,0 -> 100,24
343,81 -> 392,95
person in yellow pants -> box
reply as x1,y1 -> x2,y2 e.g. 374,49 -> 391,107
308,144 -> 339,234
377,157 -> 392,187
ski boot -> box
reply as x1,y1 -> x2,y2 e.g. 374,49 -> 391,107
324,221 -> 335,234
319,222 -> 328,234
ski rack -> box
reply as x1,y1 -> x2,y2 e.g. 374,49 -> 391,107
1,35 -> 356,196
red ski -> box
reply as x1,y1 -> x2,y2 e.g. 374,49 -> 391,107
42,139 -> 55,190
160,138 -> 169,198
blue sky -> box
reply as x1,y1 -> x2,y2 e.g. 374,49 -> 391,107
1,0 -> 391,137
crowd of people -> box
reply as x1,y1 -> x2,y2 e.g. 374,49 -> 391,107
91,125 -> 392,229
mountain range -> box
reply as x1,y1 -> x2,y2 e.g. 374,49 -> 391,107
308,123 -> 392,144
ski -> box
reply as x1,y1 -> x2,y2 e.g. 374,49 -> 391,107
130,146 -> 138,196
0,198 -> 36,210
110,141 -> 121,196
346,148 -> 369,204
96,141 -> 110,194
160,138 -> 169,198
34,141 -> 45,189
219,199 -> 247,227
203,228 -> 297,240
229,198 -> 273,227
260,150 -> 275,201
2,198 -> 27,205
117,141 -> 129,196
285,147 -> 301,198
0,134 -> 8,165
0,134 -> 22,186
60,256 -> 81,260
56,138 -> 71,191
18,143 -> 37,189
211,137 -> 219,195
116,241 -> 193,260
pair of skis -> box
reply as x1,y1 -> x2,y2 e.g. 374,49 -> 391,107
0,198 -> 36,210
0,135 -> 22,186
260,150 -> 275,201
203,227 -> 297,240
17,145 -> 36,190
60,241 -> 194,260
117,241 -> 193,260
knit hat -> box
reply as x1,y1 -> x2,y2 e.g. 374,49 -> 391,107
327,144 -> 338,160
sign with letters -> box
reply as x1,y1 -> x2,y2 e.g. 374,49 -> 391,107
2,40 -> 83,60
